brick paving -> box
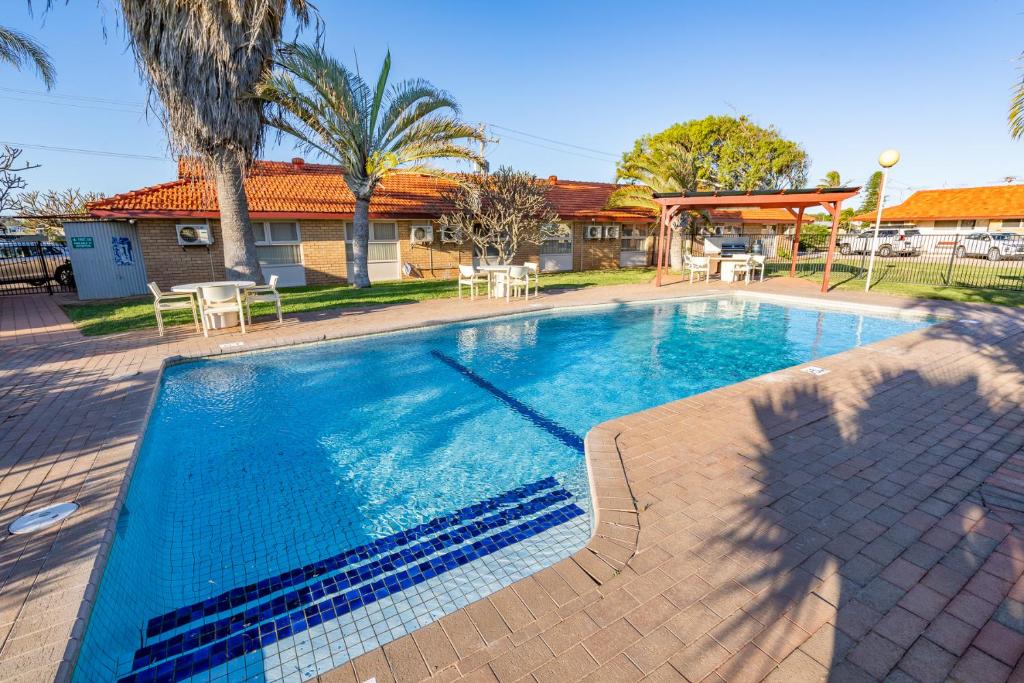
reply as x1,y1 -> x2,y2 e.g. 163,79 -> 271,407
1,278 -> 1024,682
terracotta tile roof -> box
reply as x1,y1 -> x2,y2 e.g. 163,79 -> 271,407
850,184 -> 1024,223
86,159 -> 656,222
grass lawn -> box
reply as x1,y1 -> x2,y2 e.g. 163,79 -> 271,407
782,268 -> 1024,307
62,268 -> 657,336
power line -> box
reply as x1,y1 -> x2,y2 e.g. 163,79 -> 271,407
0,86 -> 144,108
0,141 -> 169,161
3,94 -> 146,115
484,122 -> 618,159
490,131 -> 617,164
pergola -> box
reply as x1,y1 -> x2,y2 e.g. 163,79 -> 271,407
652,187 -> 861,293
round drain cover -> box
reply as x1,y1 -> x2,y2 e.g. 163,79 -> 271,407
9,502 -> 79,535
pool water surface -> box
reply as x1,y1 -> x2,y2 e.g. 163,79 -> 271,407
75,297 -> 930,682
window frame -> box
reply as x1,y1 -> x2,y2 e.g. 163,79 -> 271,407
250,221 -> 303,267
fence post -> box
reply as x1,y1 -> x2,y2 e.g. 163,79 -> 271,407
944,233 -> 960,286
35,243 -> 53,295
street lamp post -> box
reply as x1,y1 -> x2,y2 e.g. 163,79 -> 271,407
864,149 -> 901,292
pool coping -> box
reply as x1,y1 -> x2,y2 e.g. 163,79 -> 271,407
28,283 -> 1010,682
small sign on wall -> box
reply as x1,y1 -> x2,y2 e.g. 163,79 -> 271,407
70,236 -> 94,249
112,236 -> 134,266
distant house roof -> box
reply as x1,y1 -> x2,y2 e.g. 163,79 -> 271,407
86,159 -> 816,225
850,184 -> 1024,223
86,159 -> 656,223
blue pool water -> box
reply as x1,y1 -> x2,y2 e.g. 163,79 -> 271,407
75,297 -> 929,682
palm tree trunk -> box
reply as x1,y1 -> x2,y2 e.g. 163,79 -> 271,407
212,156 -> 263,283
669,226 -> 684,272
350,196 -> 372,288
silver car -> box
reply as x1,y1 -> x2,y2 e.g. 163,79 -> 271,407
954,232 -> 1024,261
0,243 -> 74,287
838,228 -> 921,257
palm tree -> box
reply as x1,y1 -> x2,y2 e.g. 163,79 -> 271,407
817,170 -> 844,188
117,1 -> 313,282
1011,56 -> 1024,139
257,44 -> 485,288
0,25 -> 55,88
608,141 -> 707,271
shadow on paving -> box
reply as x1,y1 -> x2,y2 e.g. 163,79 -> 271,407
677,320 -> 1024,681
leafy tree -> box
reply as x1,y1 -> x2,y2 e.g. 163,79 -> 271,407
858,170 -> 883,214
258,44 -> 484,288
115,1 -> 315,282
13,188 -> 105,239
0,23 -> 55,88
438,167 -> 560,265
817,170 -> 845,188
612,115 -> 809,270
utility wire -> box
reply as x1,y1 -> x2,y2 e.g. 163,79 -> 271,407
491,131 -> 617,164
0,141 -> 168,161
483,122 -> 618,159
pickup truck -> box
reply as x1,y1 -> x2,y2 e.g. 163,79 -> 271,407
0,243 -> 74,287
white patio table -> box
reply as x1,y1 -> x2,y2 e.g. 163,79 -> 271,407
171,280 -> 255,329
475,264 -> 511,298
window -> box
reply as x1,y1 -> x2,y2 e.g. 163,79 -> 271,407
1002,218 -> 1024,228
934,220 -> 958,229
343,222 -> 399,263
251,222 -> 302,266
621,226 -> 646,252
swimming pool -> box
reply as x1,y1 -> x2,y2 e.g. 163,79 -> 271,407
75,296 -> 930,682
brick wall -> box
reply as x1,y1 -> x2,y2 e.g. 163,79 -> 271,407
137,219 -> 226,288
300,220 -> 346,285
137,217 -> 657,289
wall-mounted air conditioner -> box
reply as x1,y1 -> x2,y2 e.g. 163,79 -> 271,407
410,224 -> 434,244
603,224 -> 621,239
439,227 -> 459,243
176,224 -> 213,246
584,225 -> 603,239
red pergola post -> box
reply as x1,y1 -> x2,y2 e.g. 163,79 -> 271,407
789,207 -> 805,277
655,206 -> 668,287
819,200 -> 843,293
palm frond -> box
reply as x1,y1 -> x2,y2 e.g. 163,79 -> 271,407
1011,54 -> 1024,140
0,25 -> 55,88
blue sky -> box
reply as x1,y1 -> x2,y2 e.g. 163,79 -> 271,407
1,1 -> 1022,204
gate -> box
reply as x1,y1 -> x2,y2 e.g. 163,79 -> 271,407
0,241 -> 76,295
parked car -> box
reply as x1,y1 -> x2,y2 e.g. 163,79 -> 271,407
953,232 -> 1024,261
0,243 -> 74,286
838,228 -> 921,257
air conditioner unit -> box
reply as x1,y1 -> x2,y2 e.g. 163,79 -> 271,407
584,225 -> 603,239
603,224 -> 621,239
176,224 -> 213,246
439,227 -> 459,243
410,224 -> 434,244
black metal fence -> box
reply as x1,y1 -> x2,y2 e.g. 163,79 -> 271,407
693,230 -> 1024,291
0,241 -> 76,295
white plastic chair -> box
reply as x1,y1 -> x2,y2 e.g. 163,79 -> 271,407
523,262 -> 540,297
684,253 -> 711,283
244,274 -> 283,324
148,282 -> 199,337
499,266 -> 531,302
197,284 -> 246,337
745,255 -> 766,284
457,265 -> 488,300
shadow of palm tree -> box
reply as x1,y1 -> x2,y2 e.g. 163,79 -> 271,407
670,315 -> 1024,680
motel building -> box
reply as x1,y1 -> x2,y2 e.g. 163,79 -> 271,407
62,158 -> 807,299
851,183 -> 1024,234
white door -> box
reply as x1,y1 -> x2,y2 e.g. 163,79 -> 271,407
346,222 -> 401,281
539,232 -> 573,272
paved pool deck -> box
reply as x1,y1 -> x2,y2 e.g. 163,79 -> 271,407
1,277 -> 1024,683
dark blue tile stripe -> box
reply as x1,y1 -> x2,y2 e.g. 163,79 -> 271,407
429,350 -> 584,454
145,476 -> 560,639
131,488 -> 574,670
119,504 -> 585,683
